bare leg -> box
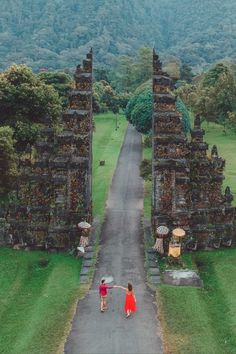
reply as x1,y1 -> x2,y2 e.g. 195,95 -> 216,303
126,310 -> 131,318
100,297 -> 105,312
103,297 -> 108,310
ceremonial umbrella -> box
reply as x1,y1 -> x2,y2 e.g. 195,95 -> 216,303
78,221 -> 91,229
156,225 -> 169,236
101,276 -> 114,284
172,228 -> 186,238
77,246 -> 85,253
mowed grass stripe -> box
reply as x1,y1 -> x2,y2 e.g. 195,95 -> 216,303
158,250 -> 236,354
0,249 -> 82,354
93,112 -> 128,217
158,285 -> 218,354
11,263 -> 80,354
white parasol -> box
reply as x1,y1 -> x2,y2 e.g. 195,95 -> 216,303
77,246 -> 85,253
156,225 -> 169,236
78,221 -> 91,229
101,276 -> 114,284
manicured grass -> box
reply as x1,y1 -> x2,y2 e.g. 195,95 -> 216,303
202,121 -> 236,205
158,250 -> 236,354
0,248 -> 82,354
93,112 -> 128,217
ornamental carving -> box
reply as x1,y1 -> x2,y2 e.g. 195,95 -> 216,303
152,50 -> 235,249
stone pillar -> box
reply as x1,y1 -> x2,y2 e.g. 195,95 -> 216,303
152,50 -> 189,234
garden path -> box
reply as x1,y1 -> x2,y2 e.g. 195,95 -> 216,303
64,124 -> 163,354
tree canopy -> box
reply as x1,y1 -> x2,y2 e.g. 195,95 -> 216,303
0,64 -> 63,151
177,62 -> 236,129
0,0 -> 235,71
0,65 -> 62,126
126,87 -> 191,134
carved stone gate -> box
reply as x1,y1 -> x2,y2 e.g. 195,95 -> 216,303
8,51 -> 93,248
152,50 -> 236,250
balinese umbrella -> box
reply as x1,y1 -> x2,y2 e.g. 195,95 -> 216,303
172,228 -> 186,238
101,276 -> 114,284
156,225 -> 169,236
78,221 -> 91,229
77,246 -> 85,253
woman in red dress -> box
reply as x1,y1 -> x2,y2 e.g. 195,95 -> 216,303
115,283 -> 136,318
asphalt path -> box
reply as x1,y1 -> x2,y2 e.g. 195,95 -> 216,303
64,124 -> 163,354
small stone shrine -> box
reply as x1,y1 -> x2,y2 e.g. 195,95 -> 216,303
8,50 -> 93,248
152,50 -> 236,250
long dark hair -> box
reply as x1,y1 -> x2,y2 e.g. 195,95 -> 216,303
127,282 -> 133,291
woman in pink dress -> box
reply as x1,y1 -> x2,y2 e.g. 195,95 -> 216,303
115,283 -> 136,318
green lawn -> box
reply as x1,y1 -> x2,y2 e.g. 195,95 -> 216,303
93,112 -> 128,217
0,112 -> 128,354
202,121 -> 236,205
158,250 -> 236,354
0,248 -> 82,354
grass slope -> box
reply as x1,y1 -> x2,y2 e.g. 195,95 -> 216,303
0,248 -> 82,354
93,112 -> 128,217
158,250 -> 236,354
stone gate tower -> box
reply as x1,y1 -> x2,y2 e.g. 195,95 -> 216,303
8,50 -> 93,248
152,50 -> 236,250
152,50 -> 190,232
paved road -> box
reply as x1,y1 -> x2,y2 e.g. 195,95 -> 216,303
64,124 -> 163,354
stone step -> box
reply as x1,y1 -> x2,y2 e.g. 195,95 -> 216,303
80,275 -> 89,284
80,268 -> 90,276
83,259 -> 94,267
148,260 -> 159,268
149,268 -> 160,276
83,252 -> 93,260
85,246 -> 93,252
147,253 -> 158,262
147,249 -> 157,254
149,275 -> 161,284
163,270 -> 202,287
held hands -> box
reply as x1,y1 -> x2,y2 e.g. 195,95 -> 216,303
113,285 -> 127,290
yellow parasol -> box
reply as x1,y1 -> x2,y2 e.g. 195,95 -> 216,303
172,228 -> 186,238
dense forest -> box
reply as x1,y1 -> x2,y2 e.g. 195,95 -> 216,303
0,0 -> 235,71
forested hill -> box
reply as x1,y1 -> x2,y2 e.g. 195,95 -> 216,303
0,0 -> 235,71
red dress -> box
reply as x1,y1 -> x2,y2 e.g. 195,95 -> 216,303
124,291 -> 136,313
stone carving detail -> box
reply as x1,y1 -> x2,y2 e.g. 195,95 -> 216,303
8,50 -> 93,249
152,50 -> 235,250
